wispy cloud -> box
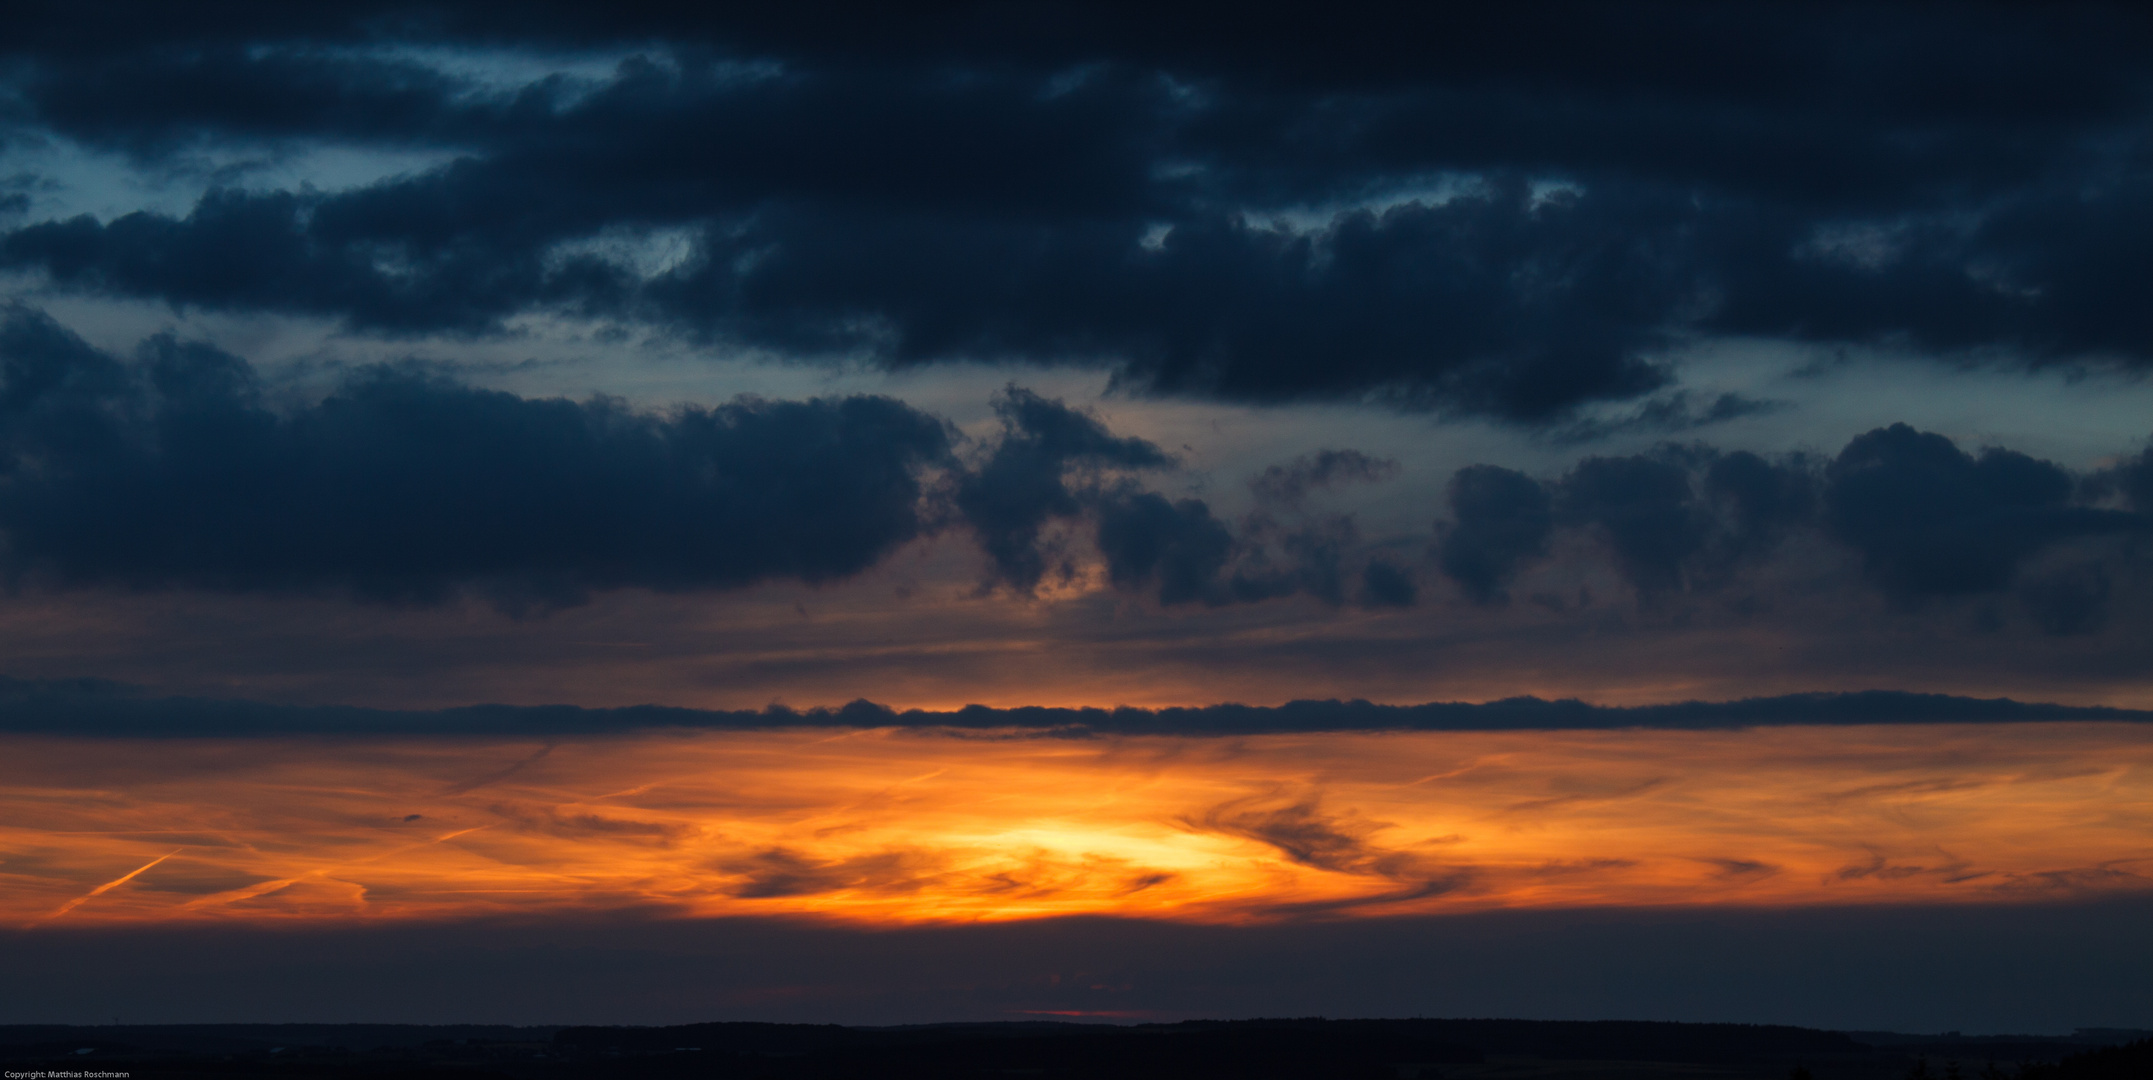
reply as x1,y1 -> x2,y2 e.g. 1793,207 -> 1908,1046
3,723 -> 2145,927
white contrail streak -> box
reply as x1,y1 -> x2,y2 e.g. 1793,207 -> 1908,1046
34,849 -> 182,926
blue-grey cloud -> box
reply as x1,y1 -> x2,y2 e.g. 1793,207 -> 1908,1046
1249,450 -> 1399,507
3,309 -> 2140,632
1,678 -> 2145,737
1436,466 -> 1553,606
6,4 -> 2153,421
1559,455 -> 1707,594
949,393 -> 1403,609
0,306 -> 953,613
1431,431 -> 2148,622
1547,392 -> 1788,446
955,386 -> 1171,594
0,311 -> 1426,614
1357,558 -> 1418,610
1093,486 -> 1237,607
1824,424 -> 2143,600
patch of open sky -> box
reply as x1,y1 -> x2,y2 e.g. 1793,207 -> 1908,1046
1650,337 -> 2153,471
0,133 -> 461,221
1526,177 -> 1585,208
544,225 -> 702,282
327,44 -> 786,109
1242,172 -> 1490,235
312,42 -> 674,102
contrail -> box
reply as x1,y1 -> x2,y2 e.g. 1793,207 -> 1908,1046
183,825 -> 493,910
34,849 -> 181,926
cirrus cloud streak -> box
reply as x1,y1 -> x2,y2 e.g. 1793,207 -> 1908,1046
3,723 -> 2146,928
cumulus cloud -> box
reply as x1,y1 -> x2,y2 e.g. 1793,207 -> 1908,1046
1823,423 -> 2143,599
954,386 -> 1170,593
1357,559 -> 1418,609
1,308 -> 2141,639
1092,486 -> 1238,607
0,305 -> 954,613
0,312 -> 1423,615
7,4 -> 2153,420
0,305 -> 2141,647
1429,428 -> 2147,625
1436,466 -> 1552,605
949,392 -> 1411,608
1559,455 -> 1710,594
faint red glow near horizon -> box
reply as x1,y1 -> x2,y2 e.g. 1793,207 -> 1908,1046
3,723 -> 2148,928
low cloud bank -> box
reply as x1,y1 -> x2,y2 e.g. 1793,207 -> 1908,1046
1,679 -> 2144,737
0,305 -> 2147,631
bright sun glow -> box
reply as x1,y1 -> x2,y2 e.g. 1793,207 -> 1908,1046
4,723 -> 2149,928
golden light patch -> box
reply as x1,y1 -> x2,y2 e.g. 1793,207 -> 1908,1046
2,723 -> 2147,927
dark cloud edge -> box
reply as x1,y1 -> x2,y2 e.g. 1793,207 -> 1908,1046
2,679 -> 2144,737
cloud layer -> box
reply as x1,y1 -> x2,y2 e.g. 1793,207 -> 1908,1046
0,306 -> 954,612
6,3 -> 2153,420
0,303 -> 2146,647
3,723 -> 2146,935
2,678 -> 2146,736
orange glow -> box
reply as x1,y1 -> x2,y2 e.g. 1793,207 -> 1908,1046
2,723 -> 2148,927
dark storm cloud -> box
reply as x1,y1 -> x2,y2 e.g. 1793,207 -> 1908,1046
1427,427 -> 2149,619
1357,559 -> 1417,609
0,305 -> 2138,633
1,677 -> 2145,737
1094,472 -> 1413,610
0,311 -> 1396,614
1823,424 -> 2143,599
7,3 -> 2153,419
7,46 -> 474,155
12,2 -> 2146,204
1436,466 -> 1552,606
955,386 -> 1170,593
0,176 -> 1688,418
1092,486 -> 1237,607
0,306 -> 952,612
1558,455 -> 1708,593
948,391 -> 1403,608
1703,450 -> 1817,548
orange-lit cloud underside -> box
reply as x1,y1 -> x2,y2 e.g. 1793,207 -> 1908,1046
4,724 -> 2149,928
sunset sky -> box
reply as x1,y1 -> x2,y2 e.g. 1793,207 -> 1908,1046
1,0 -> 2150,1033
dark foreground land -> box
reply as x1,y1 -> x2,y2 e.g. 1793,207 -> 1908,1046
1,1019 -> 2148,1080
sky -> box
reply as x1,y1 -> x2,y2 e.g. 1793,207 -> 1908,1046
0,0 -> 2149,1032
